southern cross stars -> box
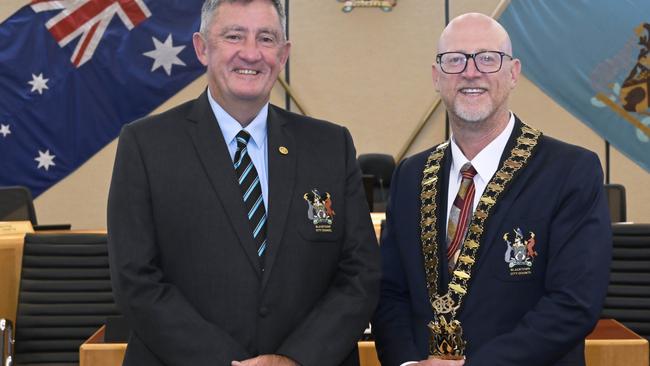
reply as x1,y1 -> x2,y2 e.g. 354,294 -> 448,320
143,34 -> 186,76
0,124 -> 10,138
35,149 -> 56,171
28,73 -> 49,94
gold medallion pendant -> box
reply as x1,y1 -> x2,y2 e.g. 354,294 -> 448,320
428,292 -> 465,359
428,315 -> 465,360
419,123 -> 541,359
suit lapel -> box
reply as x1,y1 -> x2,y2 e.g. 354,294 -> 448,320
186,91 -> 262,276
473,117 -> 539,272
261,105 -> 296,290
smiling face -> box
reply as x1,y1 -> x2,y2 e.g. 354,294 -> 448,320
432,13 -> 520,126
193,0 -> 290,115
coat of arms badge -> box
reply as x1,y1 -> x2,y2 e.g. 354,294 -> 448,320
503,228 -> 538,276
303,189 -> 335,232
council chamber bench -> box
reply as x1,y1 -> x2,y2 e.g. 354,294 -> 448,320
1,221 -> 649,366
78,318 -> 648,366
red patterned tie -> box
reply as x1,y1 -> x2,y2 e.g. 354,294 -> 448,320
446,163 -> 477,270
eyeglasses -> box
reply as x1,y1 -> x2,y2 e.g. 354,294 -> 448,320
436,51 -> 513,74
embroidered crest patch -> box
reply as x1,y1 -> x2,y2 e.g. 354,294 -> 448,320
503,228 -> 538,276
303,189 -> 335,232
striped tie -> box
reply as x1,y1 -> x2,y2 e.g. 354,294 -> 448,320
446,163 -> 477,271
233,130 -> 267,260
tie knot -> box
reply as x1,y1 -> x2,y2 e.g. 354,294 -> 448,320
236,130 -> 251,149
461,163 -> 477,179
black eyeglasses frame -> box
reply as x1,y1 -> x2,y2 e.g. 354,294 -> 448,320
435,51 -> 513,74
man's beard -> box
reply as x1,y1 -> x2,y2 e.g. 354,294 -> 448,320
452,98 -> 494,123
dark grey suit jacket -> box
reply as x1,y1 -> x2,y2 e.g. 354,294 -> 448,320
107,91 -> 380,366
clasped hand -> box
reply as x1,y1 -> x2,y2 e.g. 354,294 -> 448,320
415,356 -> 465,366
232,354 -> 298,366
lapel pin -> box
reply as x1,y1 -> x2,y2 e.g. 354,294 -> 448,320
279,146 -> 289,155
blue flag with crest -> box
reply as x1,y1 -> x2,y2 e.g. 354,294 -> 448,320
499,0 -> 650,172
0,0 -> 206,196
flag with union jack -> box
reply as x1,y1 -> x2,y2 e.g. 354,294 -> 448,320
0,0 -> 206,196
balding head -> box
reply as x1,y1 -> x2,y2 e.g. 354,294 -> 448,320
431,12 -> 521,143
438,13 -> 512,55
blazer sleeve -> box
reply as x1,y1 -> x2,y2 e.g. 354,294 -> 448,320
275,127 -> 381,365
372,159 -> 424,365
466,151 -> 612,366
107,124 -> 250,365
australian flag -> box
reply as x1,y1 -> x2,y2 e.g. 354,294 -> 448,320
0,0 -> 206,196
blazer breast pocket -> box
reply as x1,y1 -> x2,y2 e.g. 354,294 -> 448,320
297,187 -> 343,243
298,226 -> 342,243
491,218 -> 548,282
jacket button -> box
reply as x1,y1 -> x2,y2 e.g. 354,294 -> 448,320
259,306 -> 269,317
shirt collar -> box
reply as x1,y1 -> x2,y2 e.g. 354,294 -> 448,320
207,88 -> 268,149
449,112 -> 515,184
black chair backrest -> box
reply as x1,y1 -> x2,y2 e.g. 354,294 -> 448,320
604,184 -> 627,223
358,154 -> 396,212
357,154 -> 396,188
14,233 -> 120,365
602,223 -> 650,341
361,174 -> 376,212
0,186 -> 37,225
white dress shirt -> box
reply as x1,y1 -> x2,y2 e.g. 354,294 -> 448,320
207,89 -> 269,210
445,113 -> 515,237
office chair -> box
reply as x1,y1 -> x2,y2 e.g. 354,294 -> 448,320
358,154 -> 396,212
0,233 -> 120,365
601,223 -> 650,342
0,186 -> 37,225
361,174 -> 376,211
604,184 -> 627,223
0,186 -> 71,231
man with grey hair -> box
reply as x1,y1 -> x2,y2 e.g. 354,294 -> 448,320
199,0 -> 287,40
372,13 -> 611,366
108,0 -> 380,365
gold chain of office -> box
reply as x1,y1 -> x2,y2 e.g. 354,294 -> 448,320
419,123 -> 542,319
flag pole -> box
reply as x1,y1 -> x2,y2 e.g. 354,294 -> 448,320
605,141 -> 611,184
284,0 -> 291,112
277,76 -> 310,116
490,0 -> 511,18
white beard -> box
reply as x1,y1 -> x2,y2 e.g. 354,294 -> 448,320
452,98 -> 494,123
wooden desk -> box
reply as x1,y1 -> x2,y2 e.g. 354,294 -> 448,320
358,341 -> 380,366
78,320 -> 648,366
0,234 -> 27,326
586,319 -> 649,366
79,328 -> 381,366
361,320 -> 649,366
79,326 -> 127,366
370,212 -> 385,241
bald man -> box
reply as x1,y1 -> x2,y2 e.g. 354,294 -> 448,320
372,13 -> 611,366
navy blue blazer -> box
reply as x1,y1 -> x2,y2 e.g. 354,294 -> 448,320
372,117 -> 612,366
